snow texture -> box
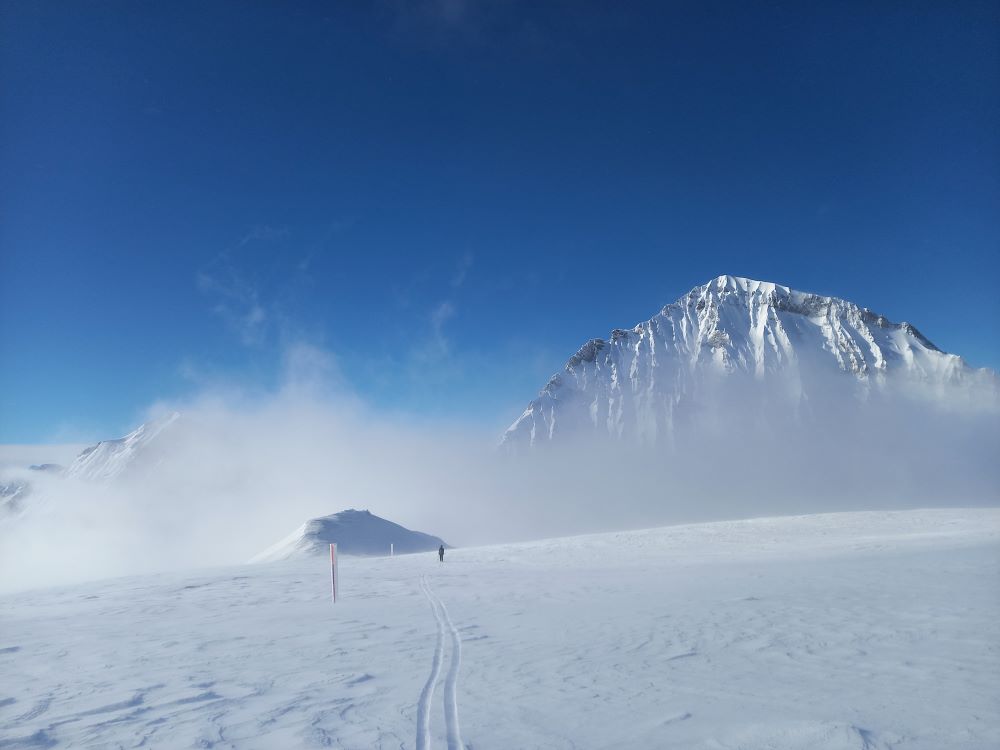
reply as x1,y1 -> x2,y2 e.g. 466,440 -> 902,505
250,509 -> 447,563
502,275 -> 998,449
1,508 -> 997,749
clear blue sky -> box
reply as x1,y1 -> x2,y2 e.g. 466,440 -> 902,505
1,1 -> 998,443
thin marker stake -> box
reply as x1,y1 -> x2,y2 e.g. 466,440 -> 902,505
330,543 -> 338,603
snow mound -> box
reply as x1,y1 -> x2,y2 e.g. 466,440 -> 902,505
249,509 -> 447,563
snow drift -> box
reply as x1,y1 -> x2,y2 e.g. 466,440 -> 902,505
250,509 -> 447,563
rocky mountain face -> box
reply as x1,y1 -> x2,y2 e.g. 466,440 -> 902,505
501,275 -> 997,450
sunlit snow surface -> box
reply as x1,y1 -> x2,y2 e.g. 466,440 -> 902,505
1,509 -> 998,749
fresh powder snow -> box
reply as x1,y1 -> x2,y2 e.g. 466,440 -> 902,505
1,508 -> 997,749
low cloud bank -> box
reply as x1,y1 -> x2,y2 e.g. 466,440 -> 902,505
1,352 -> 997,592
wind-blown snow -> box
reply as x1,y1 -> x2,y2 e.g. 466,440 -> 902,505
502,275 -> 998,448
64,412 -> 180,481
250,509 -> 447,563
1,508 -> 997,749
3,278 -> 997,593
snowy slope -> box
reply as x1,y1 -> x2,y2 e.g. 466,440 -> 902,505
502,275 -> 998,448
1,508 -> 997,749
0,416 -> 178,524
64,412 -> 180,481
250,509 -> 447,562
0,466 -> 64,519
0,479 -> 29,515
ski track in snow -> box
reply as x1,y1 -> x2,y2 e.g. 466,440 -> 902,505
416,575 -> 445,750
417,574 -> 463,750
435,583 -> 463,750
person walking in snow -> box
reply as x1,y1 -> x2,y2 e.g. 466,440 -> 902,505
438,545 -> 445,562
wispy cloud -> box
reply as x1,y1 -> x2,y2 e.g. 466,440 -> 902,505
237,225 -> 290,247
429,254 -> 473,354
429,300 -> 456,356
280,341 -> 348,398
197,225 -> 291,347
451,252 -> 474,288
391,255 -> 478,390
196,269 -> 268,346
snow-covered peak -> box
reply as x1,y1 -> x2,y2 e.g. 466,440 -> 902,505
249,509 -> 447,563
65,412 -> 180,481
502,276 -> 997,449
711,274 -> 782,295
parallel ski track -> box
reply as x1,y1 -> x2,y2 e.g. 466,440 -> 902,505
416,576 -> 445,750
436,590 -> 463,750
416,574 -> 464,750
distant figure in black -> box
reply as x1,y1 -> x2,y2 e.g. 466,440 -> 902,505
438,545 -> 445,562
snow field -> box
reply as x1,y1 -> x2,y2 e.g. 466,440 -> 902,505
1,508 -> 998,749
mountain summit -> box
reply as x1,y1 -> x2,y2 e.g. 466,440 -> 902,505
502,275 -> 996,450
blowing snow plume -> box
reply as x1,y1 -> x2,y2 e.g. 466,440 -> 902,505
1,277 -> 998,592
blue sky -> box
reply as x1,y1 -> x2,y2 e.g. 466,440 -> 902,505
1,1 -> 998,443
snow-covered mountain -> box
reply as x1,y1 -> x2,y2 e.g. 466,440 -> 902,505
0,478 -> 30,515
502,275 -> 998,449
0,466 -> 63,518
65,412 -> 180,481
250,509 -> 447,563
0,417 -> 176,521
